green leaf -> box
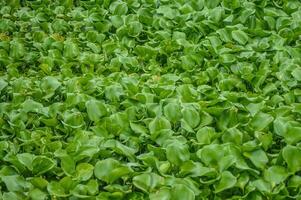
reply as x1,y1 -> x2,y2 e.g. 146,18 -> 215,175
40,76 -> 61,94
32,156 -> 56,175
94,158 -> 132,183
28,188 -> 47,200
282,145 -> 301,173
149,116 -> 171,134
244,149 -> 268,169
75,163 -> 94,181
21,99 -> 44,114
273,117 -> 288,137
250,112 -> 274,131
196,126 -> 216,145
197,144 -> 224,167
182,107 -> 200,129
10,39 -> 25,59
2,192 -> 23,200
171,184 -> 195,200
285,125 -> 301,144
164,102 -> 182,123
166,142 -> 190,166
215,171 -> 237,193
133,173 -> 163,193
251,179 -> 271,193
0,78 -> 8,92
157,6 -> 178,19
199,111 -> 214,127
105,84 -> 124,102
30,177 -> 48,190
127,22 -> 143,37
110,1 -> 128,15
288,175 -> 301,188
60,155 -> 76,176
222,127 -> 243,145
223,0 -> 241,9
62,111 -> 85,128
292,67 -> 301,81
63,40 -> 79,59
205,0 -> 221,9
218,155 -> 236,172
110,15 -> 124,28
86,179 -> 99,195
150,187 -> 171,200
219,54 -> 236,64
85,100 -> 107,122
264,166 -> 287,186
209,7 -> 224,23
130,122 -> 148,135
231,30 -> 249,45
47,181 -> 69,197
235,173 -> 249,190
179,161 -> 215,177
2,175 -> 28,192
246,102 -> 264,117
16,153 -> 34,170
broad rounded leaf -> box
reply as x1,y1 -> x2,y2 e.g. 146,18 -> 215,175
149,116 -> 171,134
75,163 -> 94,181
40,76 -> 61,93
21,99 -> 44,114
231,30 -> 249,45
16,153 -> 34,170
244,149 -> 268,169
182,107 -> 200,129
127,22 -> 143,37
264,166 -> 287,185
62,111 -> 85,128
164,102 -> 182,123
109,1 -> 128,15
197,144 -> 224,167
85,100 -> 107,122
2,175 -> 28,192
282,145 -> 301,173
250,112 -> 273,131
166,143 -> 190,166
94,158 -> 119,183
94,158 -> 132,183
292,68 -> 301,81
47,182 -> 69,197
0,79 -> 8,92
215,171 -> 237,193
133,173 -> 163,193
205,0 -> 221,9
150,187 -> 171,200
171,184 -> 195,200
60,155 -> 76,176
251,179 -> 271,193
63,41 -> 79,59
196,126 -> 216,145
32,156 -> 56,175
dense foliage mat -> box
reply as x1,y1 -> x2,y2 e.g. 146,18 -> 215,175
1,0 -> 301,199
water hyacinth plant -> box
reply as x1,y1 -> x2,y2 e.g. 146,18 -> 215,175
1,0 -> 301,199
